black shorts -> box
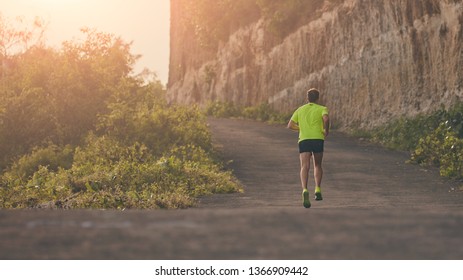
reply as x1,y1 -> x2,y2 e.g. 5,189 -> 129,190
298,139 -> 324,153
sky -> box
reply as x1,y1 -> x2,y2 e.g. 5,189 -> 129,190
1,0 -> 170,85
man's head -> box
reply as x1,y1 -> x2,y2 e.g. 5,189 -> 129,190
307,88 -> 320,103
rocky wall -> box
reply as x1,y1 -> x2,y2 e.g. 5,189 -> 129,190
168,0 -> 463,128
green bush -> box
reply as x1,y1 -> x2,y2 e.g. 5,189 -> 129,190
0,126 -> 242,209
358,103 -> 463,180
370,104 -> 462,151
411,123 -> 463,178
242,102 -> 291,123
206,101 -> 290,124
0,22 -> 242,209
6,144 -> 74,181
0,83 -> 243,209
99,82 -> 212,155
205,101 -> 242,118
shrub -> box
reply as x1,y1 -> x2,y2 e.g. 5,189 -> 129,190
4,144 -> 74,183
360,102 -> 463,180
0,135 -> 242,209
242,102 -> 291,123
411,123 -> 463,178
205,101 -> 242,118
0,83 -> 242,209
206,101 -> 290,124
0,22 -> 242,209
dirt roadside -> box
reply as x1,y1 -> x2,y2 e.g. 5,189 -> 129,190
0,118 -> 462,259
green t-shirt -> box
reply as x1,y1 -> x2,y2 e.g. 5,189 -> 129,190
290,103 -> 329,141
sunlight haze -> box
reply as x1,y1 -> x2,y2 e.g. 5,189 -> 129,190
1,0 -> 170,84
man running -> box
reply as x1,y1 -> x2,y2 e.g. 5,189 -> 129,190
287,88 -> 330,208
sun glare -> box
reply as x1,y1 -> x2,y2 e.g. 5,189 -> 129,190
30,0 -> 81,8
33,0 -> 80,3
5,0 -> 170,83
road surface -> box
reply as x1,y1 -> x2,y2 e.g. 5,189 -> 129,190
0,118 -> 462,259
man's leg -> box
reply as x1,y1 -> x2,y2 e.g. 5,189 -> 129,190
299,152 -> 311,190
300,152 -> 312,208
313,152 -> 324,200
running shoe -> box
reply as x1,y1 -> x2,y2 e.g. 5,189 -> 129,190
314,192 -> 323,201
302,189 -> 311,208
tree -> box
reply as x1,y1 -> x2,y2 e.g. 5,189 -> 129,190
0,14 -> 46,57
0,22 -> 140,169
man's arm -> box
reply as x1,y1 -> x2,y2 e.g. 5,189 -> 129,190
323,114 -> 330,137
287,120 -> 299,131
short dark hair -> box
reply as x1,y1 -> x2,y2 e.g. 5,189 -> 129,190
307,88 -> 320,102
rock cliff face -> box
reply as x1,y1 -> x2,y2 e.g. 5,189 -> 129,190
168,0 -> 463,128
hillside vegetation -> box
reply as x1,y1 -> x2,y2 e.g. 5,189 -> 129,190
357,103 -> 463,180
0,18 -> 241,209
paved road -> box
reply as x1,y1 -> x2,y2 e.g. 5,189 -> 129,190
0,118 -> 462,259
